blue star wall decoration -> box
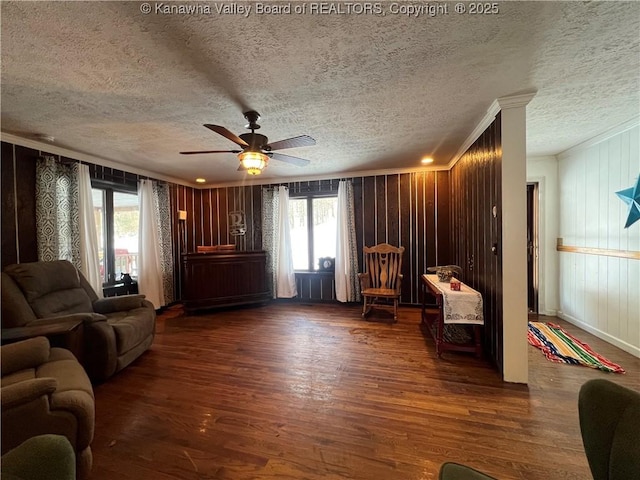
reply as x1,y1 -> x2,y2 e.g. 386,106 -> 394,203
616,175 -> 640,229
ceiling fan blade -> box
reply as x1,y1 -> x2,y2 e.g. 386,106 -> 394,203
180,150 -> 241,155
269,152 -> 311,167
204,124 -> 249,147
265,135 -> 316,151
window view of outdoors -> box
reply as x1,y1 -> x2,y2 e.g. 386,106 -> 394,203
92,189 -> 106,283
92,189 -> 139,283
113,191 -> 139,279
289,198 -> 309,270
289,196 -> 338,270
312,197 -> 337,269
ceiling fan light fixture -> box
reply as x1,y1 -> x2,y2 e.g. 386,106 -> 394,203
239,150 -> 268,175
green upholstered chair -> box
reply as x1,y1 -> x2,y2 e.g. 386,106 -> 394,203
578,379 -> 640,480
1,434 -> 75,480
439,462 -> 496,480
439,379 -> 640,480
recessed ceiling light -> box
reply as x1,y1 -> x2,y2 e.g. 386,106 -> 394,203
195,178 -> 206,183
421,156 -> 434,164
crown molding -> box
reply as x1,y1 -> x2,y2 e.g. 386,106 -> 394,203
447,91 -> 537,169
200,164 -> 450,189
557,116 -> 640,159
1,132 -> 194,187
3,132 -> 450,189
493,92 -> 537,110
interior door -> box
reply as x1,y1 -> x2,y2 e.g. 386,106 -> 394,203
526,183 -> 539,313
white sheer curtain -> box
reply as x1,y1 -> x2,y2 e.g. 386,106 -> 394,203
138,179 -> 164,308
335,180 -> 361,302
77,164 -> 103,297
262,186 -> 297,298
276,186 -> 297,298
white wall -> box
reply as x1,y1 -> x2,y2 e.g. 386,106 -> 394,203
556,121 -> 640,357
527,156 -> 560,316
499,94 -> 535,384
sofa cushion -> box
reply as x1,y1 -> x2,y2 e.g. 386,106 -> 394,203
4,261 -> 93,318
1,273 -> 38,327
38,349 -> 94,399
106,308 -> 156,355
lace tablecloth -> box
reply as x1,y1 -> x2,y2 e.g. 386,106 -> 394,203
424,274 -> 484,325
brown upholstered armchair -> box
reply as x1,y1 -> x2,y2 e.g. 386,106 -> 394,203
1,260 -> 156,383
1,337 -> 94,479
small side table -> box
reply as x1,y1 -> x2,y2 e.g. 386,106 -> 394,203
421,274 -> 484,358
1,320 -> 85,363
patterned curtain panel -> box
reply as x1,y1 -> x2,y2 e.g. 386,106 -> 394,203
153,182 -> 174,305
335,180 -> 361,302
262,187 -> 278,298
35,156 -> 82,269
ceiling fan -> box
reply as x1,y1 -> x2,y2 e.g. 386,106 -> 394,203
180,110 -> 316,175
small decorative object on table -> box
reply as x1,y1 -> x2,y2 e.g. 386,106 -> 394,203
450,279 -> 461,291
428,265 -> 463,283
120,273 -> 133,285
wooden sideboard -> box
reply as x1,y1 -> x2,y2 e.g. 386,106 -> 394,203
181,251 -> 271,313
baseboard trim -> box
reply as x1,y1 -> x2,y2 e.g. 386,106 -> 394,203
557,311 -> 640,358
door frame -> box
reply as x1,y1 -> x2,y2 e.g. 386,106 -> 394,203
526,182 -> 539,313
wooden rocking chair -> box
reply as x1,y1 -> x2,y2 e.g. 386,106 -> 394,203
358,243 -> 404,321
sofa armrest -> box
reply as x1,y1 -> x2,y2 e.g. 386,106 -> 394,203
82,321 -> 118,383
92,294 -> 148,314
0,337 -> 50,376
27,312 -> 107,328
1,378 -> 57,409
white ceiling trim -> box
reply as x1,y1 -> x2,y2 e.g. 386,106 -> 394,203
557,116 -> 640,160
2,131 -> 449,190
200,165 -> 450,189
1,132 -> 194,187
447,92 -> 537,170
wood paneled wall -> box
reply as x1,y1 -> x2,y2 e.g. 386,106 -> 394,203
450,114 -> 503,369
2,139 -> 456,309
172,171 -> 451,304
557,124 -> 640,356
2,142 -> 40,268
1,141 -> 160,270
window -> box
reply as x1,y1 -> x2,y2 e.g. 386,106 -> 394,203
92,185 -> 139,285
289,196 -> 338,271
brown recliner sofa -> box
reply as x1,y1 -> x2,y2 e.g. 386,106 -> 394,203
2,260 -> 156,383
1,337 -> 94,479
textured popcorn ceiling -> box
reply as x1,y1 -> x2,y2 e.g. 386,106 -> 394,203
1,1 -> 638,186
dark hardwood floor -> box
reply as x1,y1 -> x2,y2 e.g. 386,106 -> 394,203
90,303 -> 640,479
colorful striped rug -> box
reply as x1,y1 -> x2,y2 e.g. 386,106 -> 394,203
528,322 -> 625,374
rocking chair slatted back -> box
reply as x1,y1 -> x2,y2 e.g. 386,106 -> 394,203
364,245 -> 404,291
359,243 -> 405,321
